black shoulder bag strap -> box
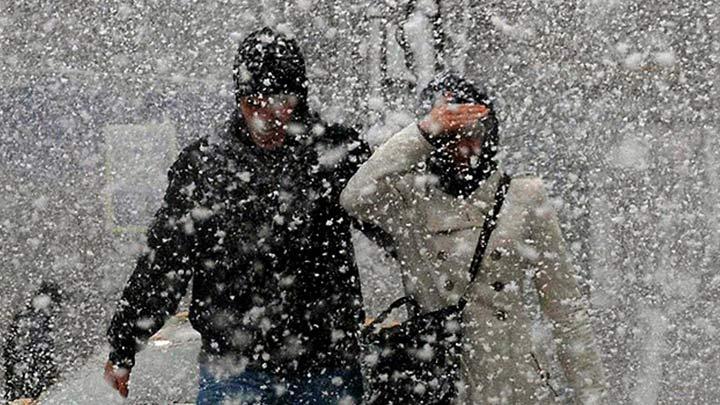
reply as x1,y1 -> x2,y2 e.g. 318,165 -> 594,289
457,173 -> 511,310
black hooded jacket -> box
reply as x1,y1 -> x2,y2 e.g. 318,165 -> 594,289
107,28 -> 375,375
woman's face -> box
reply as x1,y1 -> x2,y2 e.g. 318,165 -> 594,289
433,92 -> 489,168
450,135 -> 484,169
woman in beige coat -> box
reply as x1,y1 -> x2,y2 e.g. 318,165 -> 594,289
341,74 -> 606,404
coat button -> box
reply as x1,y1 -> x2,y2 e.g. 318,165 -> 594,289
495,309 -> 508,321
490,248 -> 503,261
492,281 -> 505,292
436,250 -> 449,261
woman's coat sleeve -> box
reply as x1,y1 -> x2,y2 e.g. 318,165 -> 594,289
525,178 -> 608,404
340,124 -> 433,232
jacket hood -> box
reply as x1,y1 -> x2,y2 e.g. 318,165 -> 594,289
233,27 -> 309,109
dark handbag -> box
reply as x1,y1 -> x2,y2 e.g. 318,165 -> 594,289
361,174 -> 511,405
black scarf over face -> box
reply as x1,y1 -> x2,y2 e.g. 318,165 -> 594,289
419,73 -> 500,198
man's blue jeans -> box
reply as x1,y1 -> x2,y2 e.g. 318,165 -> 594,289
196,365 -> 364,404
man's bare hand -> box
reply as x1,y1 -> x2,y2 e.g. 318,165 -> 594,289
419,103 -> 489,138
104,360 -> 131,398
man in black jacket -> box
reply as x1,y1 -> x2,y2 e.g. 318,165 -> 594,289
105,27 -> 372,404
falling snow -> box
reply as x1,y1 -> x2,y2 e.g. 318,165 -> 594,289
1,1 -> 718,404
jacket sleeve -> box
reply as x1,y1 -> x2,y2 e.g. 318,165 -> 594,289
106,145 -> 201,369
340,123 -> 434,233
523,178 -> 608,404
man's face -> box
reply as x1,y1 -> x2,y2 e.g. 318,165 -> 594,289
240,94 -> 299,150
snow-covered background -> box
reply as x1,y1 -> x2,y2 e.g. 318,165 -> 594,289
0,0 -> 717,403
